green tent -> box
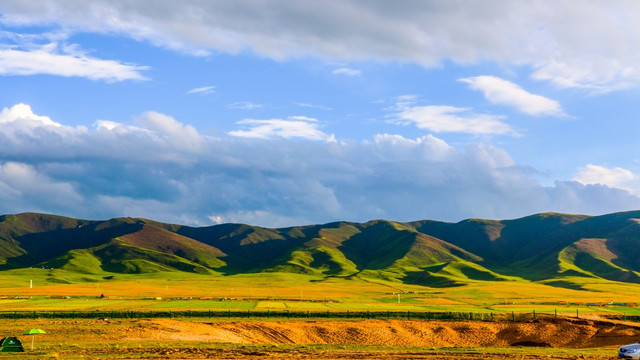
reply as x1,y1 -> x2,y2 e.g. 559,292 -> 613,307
0,336 -> 24,352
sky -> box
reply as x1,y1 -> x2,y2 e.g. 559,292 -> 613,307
0,1 -> 639,227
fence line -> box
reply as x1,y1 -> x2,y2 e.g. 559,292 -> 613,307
0,309 -> 579,321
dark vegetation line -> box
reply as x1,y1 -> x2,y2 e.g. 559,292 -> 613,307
0,309 -> 623,322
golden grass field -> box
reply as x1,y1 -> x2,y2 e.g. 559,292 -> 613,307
1,272 -> 639,314
0,271 -> 638,359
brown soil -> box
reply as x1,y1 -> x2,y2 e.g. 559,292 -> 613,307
2,317 -> 634,359
120,317 -> 638,348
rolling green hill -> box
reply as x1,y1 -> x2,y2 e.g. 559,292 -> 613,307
2,211 -> 640,288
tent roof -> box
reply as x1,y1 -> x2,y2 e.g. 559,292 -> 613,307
0,337 -> 24,352
1,337 -> 22,346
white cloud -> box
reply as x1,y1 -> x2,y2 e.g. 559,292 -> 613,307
0,103 -> 638,227
0,161 -> 84,212
135,111 -> 206,152
0,103 -> 87,144
394,104 -> 516,136
229,116 -> 327,140
0,103 -> 61,127
95,120 -> 136,133
294,102 -> 331,111
215,210 -> 320,229
332,67 -> 361,76
0,41 -> 147,81
372,133 -> 455,162
207,215 -> 224,224
0,104 -> 205,163
228,101 -> 263,110
531,60 -> 639,93
459,76 -> 565,116
574,164 -> 638,195
187,86 -> 215,95
2,1 -> 640,90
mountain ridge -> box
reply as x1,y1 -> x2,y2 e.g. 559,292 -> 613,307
2,211 -> 640,288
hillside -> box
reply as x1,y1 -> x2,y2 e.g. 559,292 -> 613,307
1,211 -> 640,288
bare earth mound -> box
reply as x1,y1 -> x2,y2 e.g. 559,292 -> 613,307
4,317 -> 636,359
128,317 -> 640,348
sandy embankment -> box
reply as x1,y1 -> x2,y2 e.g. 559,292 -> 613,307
121,317 -> 640,348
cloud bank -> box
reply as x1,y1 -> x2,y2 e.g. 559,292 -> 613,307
2,1 -> 640,91
0,103 -> 638,227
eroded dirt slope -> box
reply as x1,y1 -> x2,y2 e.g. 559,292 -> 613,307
1,317 -> 632,359
120,317 -> 640,348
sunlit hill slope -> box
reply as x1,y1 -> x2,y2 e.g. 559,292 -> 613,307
2,211 -> 640,288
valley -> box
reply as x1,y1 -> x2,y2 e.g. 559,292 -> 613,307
2,211 -> 640,359
1,211 -> 640,315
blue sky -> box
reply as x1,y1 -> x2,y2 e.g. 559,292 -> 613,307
0,1 -> 639,227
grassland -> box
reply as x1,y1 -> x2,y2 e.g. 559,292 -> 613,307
4,213 -> 640,358
1,268 -> 639,319
0,268 -> 636,359
3,211 -> 640,317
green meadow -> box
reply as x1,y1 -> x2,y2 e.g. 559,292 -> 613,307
0,267 -> 639,318
2,212 -> 640,320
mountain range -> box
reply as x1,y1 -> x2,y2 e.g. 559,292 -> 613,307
2,211 -> 640,288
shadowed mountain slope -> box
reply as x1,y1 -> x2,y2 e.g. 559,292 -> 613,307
1,211 -> 640,286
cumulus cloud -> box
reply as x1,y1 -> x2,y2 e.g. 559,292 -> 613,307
0,102 -> 62,127
371,133 -> 455,161
574,164 -> 638,195
0,103 -> 638,227
1,1 -> 640,90
0,103 -> 88,147
459,76 -> 565,116
546,180 -> 640,216
229,116 -> 328,140
0,161 -> 85,213
135,111 -> 206,152
0,104 -> 200,163
394,103 -> 516,136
